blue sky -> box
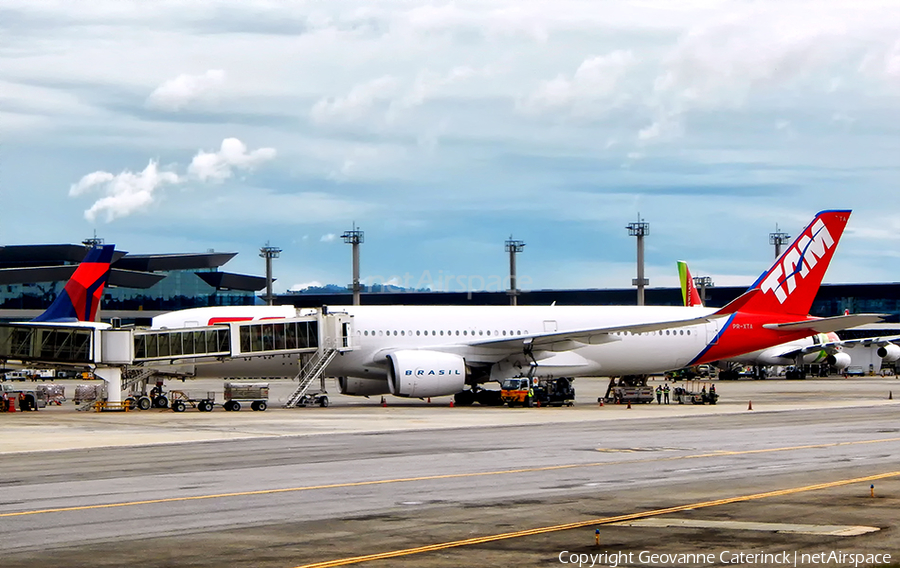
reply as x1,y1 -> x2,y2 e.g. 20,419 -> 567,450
2,1 -> 900,294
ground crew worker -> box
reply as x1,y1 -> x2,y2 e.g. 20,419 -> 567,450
1,391 -> 7,412
656,385 -> 662,404
527,386 -> 534,406
663,383 -> 670,404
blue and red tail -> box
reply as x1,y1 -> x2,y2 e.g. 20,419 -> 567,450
32,245 -> 115,323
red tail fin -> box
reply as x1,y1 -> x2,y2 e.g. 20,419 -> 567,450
677,261 -> 703,307
740,210 -> 850,316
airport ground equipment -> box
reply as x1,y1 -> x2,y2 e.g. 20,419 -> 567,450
169,390 -> 216,412
0,383 -> 39,410
35,384 -> 65,405
500,377 -> 575,407
603,376 -> 654,404
284,348 -> 336,408
224,382 -> 269,411
672,381 -> 718,405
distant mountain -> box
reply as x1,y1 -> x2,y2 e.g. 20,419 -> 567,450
289,283 -> 432,295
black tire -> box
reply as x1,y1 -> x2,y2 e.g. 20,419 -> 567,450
231,401 -> 241,412
137,397 -> 152,411
154,396 -> 169,409
200,401 -> 213,412
125,397 -> 136,409
256,401 -> 267,411
318,397 -> 328,408
453,391 -> 475,406
223,400 -> 234,411
251,401 -> 260,411
172,401 -> 186,412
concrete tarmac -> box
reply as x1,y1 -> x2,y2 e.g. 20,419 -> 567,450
1,376 -> 899,567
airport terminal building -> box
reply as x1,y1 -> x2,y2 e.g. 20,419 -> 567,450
0,244 -> 267,321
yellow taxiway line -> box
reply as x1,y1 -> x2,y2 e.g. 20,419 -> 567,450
296,470 -> 900,568
2,436 -> 899,519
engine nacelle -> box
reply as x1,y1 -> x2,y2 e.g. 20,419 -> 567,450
825,352 -> 851,370
387,350 -> 466,398
877,343 -> 900,362
338,376 -> 391,396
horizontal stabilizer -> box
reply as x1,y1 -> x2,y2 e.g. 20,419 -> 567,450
762,314 -> 885,334
713,288 -> 760,316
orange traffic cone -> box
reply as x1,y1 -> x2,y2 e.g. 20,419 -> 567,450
599,399 -> 604,407
427,397 -> 431,403
626,401 -> 631,409
381,396 -> 387,407
450,400 -> 455,408
748,400 -> 753,411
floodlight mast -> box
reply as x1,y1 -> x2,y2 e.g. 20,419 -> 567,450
259,243 -> 282,306
769,224 -> 791,259
505,236 -> 525,306
627,216 -> 650,306
693,275 -> 714,306
342,224 -> 365,306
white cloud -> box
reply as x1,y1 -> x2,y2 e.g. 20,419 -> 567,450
320,233 -> 337,243
71,138 -> 276,222
521,51 -> 636,116
188,138 -> 277,182
146,69 -> 226,111
310,76 -> 400,124
69,160 -> 180,222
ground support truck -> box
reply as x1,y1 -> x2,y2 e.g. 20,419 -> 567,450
500,377 -> 575,407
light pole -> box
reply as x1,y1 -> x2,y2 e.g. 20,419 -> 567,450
259,243 -> 282,306
769,224 -> 791,259
342,225 -> 364,305
692,275 -> 714,306
627,216 -> 650,306
505,236 -> 525,306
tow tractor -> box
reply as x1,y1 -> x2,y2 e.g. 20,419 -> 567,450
500,377 -> 575,407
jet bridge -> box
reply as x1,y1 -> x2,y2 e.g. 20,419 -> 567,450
0,310 -> 354,403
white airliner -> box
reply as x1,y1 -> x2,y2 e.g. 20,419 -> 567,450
152,210 -> 881,403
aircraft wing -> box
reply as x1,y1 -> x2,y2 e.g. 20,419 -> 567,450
761,314 -> 885,334
470,314 -> 719,351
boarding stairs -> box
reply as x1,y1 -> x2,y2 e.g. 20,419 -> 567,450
284,348 -> 337,408
122,367 -> 156,393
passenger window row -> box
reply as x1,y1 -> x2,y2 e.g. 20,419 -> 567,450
360,329 -> 529,337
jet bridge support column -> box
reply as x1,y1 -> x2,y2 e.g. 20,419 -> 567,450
93,366 -> 123,404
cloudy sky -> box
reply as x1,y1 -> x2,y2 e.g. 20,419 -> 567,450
2,1 -> 900,295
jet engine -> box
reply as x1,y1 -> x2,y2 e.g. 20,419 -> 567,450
387,350 -> 466,398
877,344 -> 900,362
338,376 -> 391,396
825,352 -> 851,370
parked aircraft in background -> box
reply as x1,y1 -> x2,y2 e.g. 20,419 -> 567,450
677,259 -> 900,379
30,244 -> 116,324
152,210 -> 882,401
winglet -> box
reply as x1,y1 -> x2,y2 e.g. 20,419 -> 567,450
32,245 -> 116,322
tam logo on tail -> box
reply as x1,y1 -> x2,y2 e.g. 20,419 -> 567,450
760,217 -> 835,304
747,210 -> 850,316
